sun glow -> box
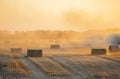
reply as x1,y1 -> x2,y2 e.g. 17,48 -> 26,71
0,0 -> 120,31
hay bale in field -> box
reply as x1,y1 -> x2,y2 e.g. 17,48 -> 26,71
91,49 -> 106,55
11,48 -> 22,53
27,49 -> 42,57
50,45 -> 60,49
109,45 -> 119,52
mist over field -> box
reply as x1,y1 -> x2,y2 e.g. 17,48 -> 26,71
0,29 -> 120,50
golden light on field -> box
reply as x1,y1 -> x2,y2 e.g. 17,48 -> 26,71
0,0 -> 120,31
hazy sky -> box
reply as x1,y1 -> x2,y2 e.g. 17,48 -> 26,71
0,0 -> 120,31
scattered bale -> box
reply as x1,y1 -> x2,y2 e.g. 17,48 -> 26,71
109,45 -> 119,52
50,45 -> 60,49
91,49 -> 106,55
11,48 -> 22,53
27,49 -> 42,57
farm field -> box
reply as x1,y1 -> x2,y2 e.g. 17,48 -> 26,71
1,0 -> 120,78
99,55 -> 120,62
28,54 -> 120,79
0,54 -> 31,79
0,52 -> 120,79
51,55 -> 120,79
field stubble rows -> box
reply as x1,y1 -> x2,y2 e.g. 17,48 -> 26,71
0,53 -> 120,79
29,55 -> 120,79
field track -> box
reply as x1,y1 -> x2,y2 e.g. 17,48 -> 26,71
23,57 -> 48,79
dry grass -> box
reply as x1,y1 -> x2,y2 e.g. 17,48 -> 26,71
30,57 -> 71,76
6,61 -> 31,75
8,53 -> 22,58
37,62 -> 57,75
0,53 -> 22,59
0,53 -> 31,77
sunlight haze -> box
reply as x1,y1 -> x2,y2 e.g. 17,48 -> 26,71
0,0 -> 120,31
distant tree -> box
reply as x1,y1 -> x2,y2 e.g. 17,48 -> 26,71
107,34 -> 120,45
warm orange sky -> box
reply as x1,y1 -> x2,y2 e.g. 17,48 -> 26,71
0,0 -> 120,31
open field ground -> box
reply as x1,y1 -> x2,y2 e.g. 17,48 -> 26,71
0,54 -> 31,79
0,50 -> 120,79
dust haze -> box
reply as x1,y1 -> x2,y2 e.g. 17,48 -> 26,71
0,29 -> 120,52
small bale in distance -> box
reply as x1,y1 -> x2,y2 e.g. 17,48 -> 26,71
50,45 -> 60,49
11,48 -> 22,53
91,49 -> 106,55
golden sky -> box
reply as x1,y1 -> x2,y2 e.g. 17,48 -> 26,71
0,0 -> 120,31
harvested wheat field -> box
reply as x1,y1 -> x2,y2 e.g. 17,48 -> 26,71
1,0 -> 120,78
26,54 -> 120,79
0,54 -> 31,79
0,51 -> 120,79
